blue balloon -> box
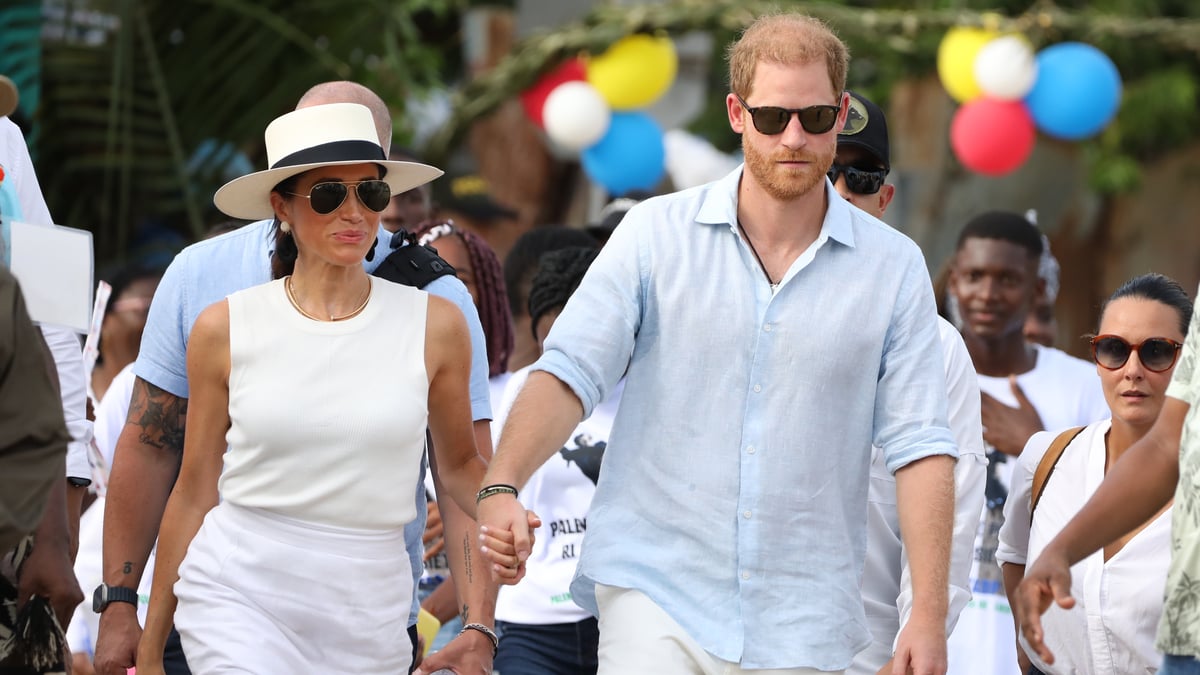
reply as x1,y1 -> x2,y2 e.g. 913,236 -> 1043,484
1024,42 -> 1122,140
581,112 -> 665,196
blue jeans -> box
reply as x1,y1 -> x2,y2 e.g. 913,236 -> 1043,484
493,618 -> 599,675
164,626 -> 192,675
1162,655 -> 1200,675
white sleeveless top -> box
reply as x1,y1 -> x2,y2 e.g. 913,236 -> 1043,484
219,277 -> 428,530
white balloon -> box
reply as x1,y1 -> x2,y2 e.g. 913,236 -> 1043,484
542,81 -> 611,152
974,35 -> 1038,100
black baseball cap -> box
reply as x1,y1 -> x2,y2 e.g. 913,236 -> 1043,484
434,172 -> 518,222
838,91 -> 890,172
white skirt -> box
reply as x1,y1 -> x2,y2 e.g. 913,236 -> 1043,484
174,502 -> 412,674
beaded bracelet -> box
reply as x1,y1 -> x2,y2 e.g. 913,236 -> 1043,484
460,622 -> 499,656
476,483 -> 518,503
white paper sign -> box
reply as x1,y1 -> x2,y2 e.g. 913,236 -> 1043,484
6,219 -> 94,332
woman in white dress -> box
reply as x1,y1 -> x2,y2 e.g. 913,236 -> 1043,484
998,273 -> 1193,675
134,103 -> 494,674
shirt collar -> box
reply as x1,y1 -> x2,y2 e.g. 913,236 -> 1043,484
694,164 -> 856,249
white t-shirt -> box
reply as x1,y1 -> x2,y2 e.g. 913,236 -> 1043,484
996,420 -> 1170,675
494,367 -> 623,625
852,319 -> 987,674
947,344 -> 1107,675
92,363 -> 137,478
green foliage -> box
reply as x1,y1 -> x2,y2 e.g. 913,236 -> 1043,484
12,0 -> 465,263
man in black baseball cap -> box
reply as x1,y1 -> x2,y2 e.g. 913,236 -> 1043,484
839,90 -> 990,675
829,90 -> 895,217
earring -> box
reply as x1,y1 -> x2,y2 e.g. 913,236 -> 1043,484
278,232 -> 298,263
280,220 -> 292,233
364,235 -> 378,263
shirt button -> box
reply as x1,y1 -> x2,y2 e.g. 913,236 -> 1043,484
753,384 -> 762,393
742,571 -> 751,580
743,510 -> 752,519
763,323 -> 772,332
747,446 -> 756,454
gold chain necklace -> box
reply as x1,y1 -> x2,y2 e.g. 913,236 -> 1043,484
284,275 -> 372,322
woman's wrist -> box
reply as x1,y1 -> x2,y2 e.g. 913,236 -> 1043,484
459,622 -> 499,656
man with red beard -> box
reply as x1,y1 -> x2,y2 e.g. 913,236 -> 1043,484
476,13 -> 957,675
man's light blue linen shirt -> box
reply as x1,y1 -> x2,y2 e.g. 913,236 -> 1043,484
537,167 -> 957,670
134,220 -> 492,625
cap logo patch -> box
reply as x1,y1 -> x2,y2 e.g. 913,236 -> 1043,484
841,98 -> 869,136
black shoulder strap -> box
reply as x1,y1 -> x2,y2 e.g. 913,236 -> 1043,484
371,230 -> 457,289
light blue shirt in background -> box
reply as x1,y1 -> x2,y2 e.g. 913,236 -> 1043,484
537,166 -> 957,670
134,219 -> 492,626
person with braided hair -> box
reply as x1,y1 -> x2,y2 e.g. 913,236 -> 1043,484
416,221 -> 513,379
503,227 -> 599,374
491,246 -> 614,675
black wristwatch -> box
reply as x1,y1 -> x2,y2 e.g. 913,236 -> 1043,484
92,583 -> 138,612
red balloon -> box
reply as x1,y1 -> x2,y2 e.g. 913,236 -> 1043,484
950,98 -> 1036,176
520,58 -> 588,127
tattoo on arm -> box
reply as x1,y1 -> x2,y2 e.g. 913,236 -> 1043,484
123,562 -> 132,574
127,377 -> 188,457
460,603 -> 469,624
462,533 -> 473,584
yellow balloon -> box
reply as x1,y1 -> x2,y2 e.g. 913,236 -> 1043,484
937,27 -> 998,103
587,34 -> 678,110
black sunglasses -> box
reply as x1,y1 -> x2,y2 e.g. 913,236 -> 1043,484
827,164 -> 887,195
1090,334 -> 1183,373
287,180 -> 391,215
735,94 -> 841,135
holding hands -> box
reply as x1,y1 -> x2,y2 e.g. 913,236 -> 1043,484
475,486 -> 540,584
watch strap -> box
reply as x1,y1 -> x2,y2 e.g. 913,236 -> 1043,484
107,585 -> 139,605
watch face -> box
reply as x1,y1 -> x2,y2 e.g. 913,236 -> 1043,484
92,583 -> 107,612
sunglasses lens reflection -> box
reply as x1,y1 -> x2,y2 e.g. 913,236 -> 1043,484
1094,338 -> 1131,369
309,183 -> 349,214
356,180 -> 392,213
1141,339 -> 1179,371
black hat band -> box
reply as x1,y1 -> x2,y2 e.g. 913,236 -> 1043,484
271,139 -> 385,170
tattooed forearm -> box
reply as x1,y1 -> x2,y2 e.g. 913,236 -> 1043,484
127,377 -> 188,456
462,532 -> 474,583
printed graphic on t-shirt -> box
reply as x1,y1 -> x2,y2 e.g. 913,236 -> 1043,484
976,450 -> 1007,595
558,433 -> 606,485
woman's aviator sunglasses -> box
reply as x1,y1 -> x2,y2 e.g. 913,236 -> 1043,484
735,94 -> 841,135
287,179 -> 391,215
1090,334 -> 1183,373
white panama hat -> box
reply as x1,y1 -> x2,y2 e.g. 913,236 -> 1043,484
213,102 -> 442,220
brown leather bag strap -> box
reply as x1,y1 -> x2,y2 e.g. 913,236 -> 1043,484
1030,426 -> 1087,518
